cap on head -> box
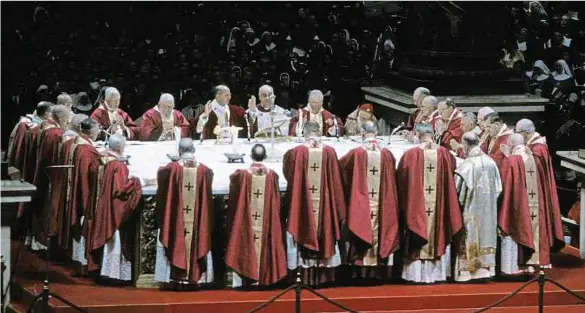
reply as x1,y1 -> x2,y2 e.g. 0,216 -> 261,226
251,144 -> 267,162
178,138 -> 195,155
478,107 -> 496,119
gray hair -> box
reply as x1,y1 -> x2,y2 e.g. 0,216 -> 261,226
508,133 -> 525,147
178,138 -> 195,155
462,131 -> 479,147
258,85 -> 274,97
516,118 -> 535,134
308,90 -> 324,102
80,118 -> 99,134
442,98 -> 456,108
413,87 -> 430,99
462,112 -> 477,125
52,104 -> 71,124
485,112 -> 501,124
362,120 -> 378,134
104,87 -> 121,100
478,107 -> 496,119
214,85 -> 230,96
422,95 -> 438,108
56,93 -> 73,106
158,93 -> 175,106
71,114 -> 89,128
108,134 -> 126,151
304,121 -> 321,137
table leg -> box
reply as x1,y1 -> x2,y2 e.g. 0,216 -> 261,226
579,182 -> 585,259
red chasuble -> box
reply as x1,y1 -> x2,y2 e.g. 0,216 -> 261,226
47,136 -> 76,243
497,155 -> 535,264
396,145 -> 463,260
90,105 -> 139,140
478,130 -> 491,154
283,144 -> 346,259
156,161 -> 214,282
88,153 -> 142,271
339,145 -> 400,265
288,108 -> 344,137
226,167 -> 287,285
437,109 -> 463,149
7,121 -> 29,171
140,109 -> 190,141
189,104 -> 248,139
527,136 -> 565,259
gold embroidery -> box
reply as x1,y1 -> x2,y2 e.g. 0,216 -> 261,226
420,148 -> 438,260
363,150 -> 382,266
181,165 -> 198,277
307,147 -> 323,235
250,174 -> 267,276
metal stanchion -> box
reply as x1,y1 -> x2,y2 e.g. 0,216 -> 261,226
538,270 -> 545,313
294,272 -> 302,313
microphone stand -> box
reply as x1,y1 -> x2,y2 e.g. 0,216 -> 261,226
332,115 -> 339,142
244,112 -> 251,142
388,122 -> 405,146
25,165 -> 88,313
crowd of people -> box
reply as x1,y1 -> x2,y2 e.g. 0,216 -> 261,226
5,82 -> 573,289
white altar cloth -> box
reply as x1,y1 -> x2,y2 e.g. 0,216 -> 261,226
95,136 -> 420,195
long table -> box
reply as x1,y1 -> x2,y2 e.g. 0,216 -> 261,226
99,136 -> 420,195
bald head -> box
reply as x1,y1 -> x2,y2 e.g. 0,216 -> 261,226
515,118 -> 535,134
70,113 -> 88,131
178,138 -> 195,156
251,144 -> 267,162
37,101 -> 55,120
52,104 -> 72,128
413,87 -> 431,108
508,133 -> 525,150
108,134 -> 126,154
57,93 -> 73,108
304,121 -> 321,138
415,123 -> 434,140
362,120 -> 378,137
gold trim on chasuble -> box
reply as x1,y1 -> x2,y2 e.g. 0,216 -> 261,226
308,147 -> 324,236
523,155 -> 540,265
160,112 -> 175,140
181,165 -> 198,278
420,148 -> 438,260
249,174 -> 267,275
363,149 -> 382,266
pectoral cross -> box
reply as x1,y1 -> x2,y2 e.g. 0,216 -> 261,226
184,228 -> 190,236
425,185 -> 434,195
369,167 -> 378,176
427,163 -> 435,172
310,185 -> 318,194
184,182 -> 194,191
530,212 -> 537,221
183,205 -> 192,214
252,211 -> 261,221
529,189 -> 536,199
426,207 -> 433,216
369,189 -> 377,198
310,163 -> 320,172
527,167 -> 535,176
254,189 -> 263,199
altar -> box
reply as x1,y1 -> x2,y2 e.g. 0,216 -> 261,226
101,136 -> 420,195
96,136 -> 419,287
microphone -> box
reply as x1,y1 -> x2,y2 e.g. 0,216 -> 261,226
390,122 -> 405,136
244,112 -> 251,141
331,115 -> 339,141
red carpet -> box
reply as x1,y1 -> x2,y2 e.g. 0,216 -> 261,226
8,244 -> 585,313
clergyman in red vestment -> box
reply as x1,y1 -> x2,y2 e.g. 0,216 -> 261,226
90,87 -> 139,140
482,113 -> 514,164
516,118 -> 565,256
405,87 -> 431,131
87,134 -> 142,281
6,110 -> 43,173
140,93 -> 190,141
339,121 -> 399,281
155,138 -> 215,286
283,121 -> 346,286
403,96 -> 441,144
434,98 -> 463,150
226,144 -> 287,288
288,90 -> 344,137
190,85 -> 250,139
397,123 -> 463,284
476,107 -> 496,151
68,119 -> 102,274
